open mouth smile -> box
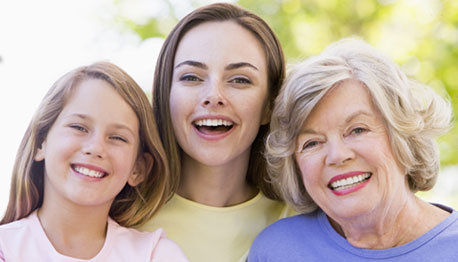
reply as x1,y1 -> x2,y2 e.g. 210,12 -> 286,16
328,172 -> 372,195
193,118 -> 234,134
71,164 -> 107,178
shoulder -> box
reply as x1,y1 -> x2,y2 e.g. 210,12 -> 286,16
0,212 -> 36,239
437,206 -> 458,237
108,220 -> 188,261
248,212 -> 323,262
108,218 -> 162,246
151,231 -> 189,262
250,192 -> 295,220
253,211 -> 320,244
249,211 -> 322,260
0,211 -> 50,260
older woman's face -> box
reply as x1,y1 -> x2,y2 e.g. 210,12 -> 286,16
294,79 -> 407,220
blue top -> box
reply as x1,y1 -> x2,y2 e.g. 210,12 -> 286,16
248,204 -> 458,261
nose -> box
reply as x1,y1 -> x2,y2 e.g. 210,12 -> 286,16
82,133 -> 106,159
201,79 -> 226,107
325,137 -> 354,166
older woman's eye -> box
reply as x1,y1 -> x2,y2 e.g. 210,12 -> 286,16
301,140 -> 320,151
350,127 -> 368,135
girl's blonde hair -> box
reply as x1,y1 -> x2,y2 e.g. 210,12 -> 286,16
267,38 -> 453,213
1,61 -> 170,227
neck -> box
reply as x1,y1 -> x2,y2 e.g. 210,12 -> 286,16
329,193 -> 449,249
178,152 -> 258,207
38,192 -> 111,259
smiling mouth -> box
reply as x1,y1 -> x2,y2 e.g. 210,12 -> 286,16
72,164 -> 107,178
193,119 -> 234,134
328,172 -> 372,191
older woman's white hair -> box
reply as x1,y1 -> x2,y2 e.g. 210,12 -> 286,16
266,38 -> 453,214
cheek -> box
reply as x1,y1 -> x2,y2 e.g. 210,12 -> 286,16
169,89 -> 182,119
169,88 -> 190,134
363,137 -> 401,173
236,92 -> 267,122
114,148 -> 138,173
296,155 -> 322,187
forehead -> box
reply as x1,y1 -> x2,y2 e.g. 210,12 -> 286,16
303,79 -> 380,128
174,20 -> 267,68
61,78 -> 138,125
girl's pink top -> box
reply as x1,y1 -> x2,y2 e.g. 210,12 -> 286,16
0,210 -> 188,261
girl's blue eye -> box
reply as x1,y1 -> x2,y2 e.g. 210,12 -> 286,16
70,124 -> 87,132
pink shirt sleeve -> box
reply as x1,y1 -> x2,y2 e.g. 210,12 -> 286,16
151,235 -> 188,262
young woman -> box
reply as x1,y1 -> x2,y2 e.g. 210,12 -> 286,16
139,3 -> 291,262
0,62 -> 187,261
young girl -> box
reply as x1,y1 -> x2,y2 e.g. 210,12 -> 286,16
0,62 -> 188,261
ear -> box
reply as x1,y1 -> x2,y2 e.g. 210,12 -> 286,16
128,152 -> 154,187
34,141 -> 47,161
261,100 -> 272,126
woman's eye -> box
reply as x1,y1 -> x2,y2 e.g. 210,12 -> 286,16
229,77 -> 252,84
110,136 -> 128,143
69,124 -> 87,133
350,127 -> 368,135
179,74 -> 202,82
301,140 -> 320,151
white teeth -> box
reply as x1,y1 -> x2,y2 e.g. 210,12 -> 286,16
194,119 -> 233,127
330,172 -> 371,190
74,166 -> 105,178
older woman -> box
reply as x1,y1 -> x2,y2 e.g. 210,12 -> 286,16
248,38 -> 458,261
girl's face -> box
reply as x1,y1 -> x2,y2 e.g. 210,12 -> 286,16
35,79 -> 143,209
169,21 -> 270,168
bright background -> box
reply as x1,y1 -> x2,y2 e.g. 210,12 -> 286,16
1,0 -> 457,216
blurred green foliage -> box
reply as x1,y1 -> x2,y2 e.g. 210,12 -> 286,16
116,0 -> 458,166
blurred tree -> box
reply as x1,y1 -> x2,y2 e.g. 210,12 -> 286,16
115,0 -> 458,166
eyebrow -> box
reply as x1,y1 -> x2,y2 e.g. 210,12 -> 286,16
344,110 -> 372,124
225,62 -> 258,71
174,60 -> 258,71
111,123 -> 137,138
67,113 -> 88,120
298,110 -> 372,135
66,113 -> 137,137
174,60 -> 208,70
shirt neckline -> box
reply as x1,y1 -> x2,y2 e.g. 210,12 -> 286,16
173,190 -> 265,212
317,204 -> 458,258
30,210 -> 114,261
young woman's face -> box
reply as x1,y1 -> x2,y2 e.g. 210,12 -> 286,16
169,21 -> 270,167
294,79 -> 407,221
35,79 -> 142,209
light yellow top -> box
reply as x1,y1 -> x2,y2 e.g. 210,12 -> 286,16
139,191 -> 292,262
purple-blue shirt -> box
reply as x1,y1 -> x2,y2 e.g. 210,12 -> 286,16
249,204 -> 458,261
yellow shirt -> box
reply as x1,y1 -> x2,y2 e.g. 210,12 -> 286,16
139,191 -> 292,262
